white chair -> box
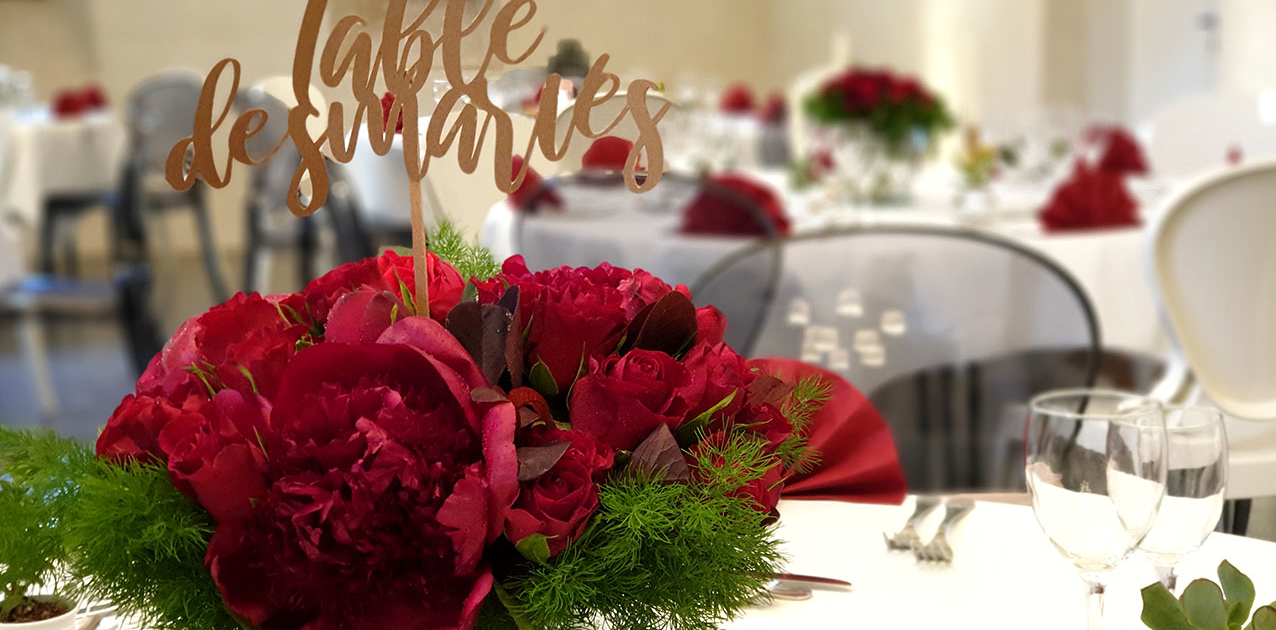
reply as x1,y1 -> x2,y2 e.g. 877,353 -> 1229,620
1139,91 -> 1276,179
1148,160 -> 1276,505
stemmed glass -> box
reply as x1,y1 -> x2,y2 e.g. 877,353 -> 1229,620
1025,390 -> 1168,630
1138,406 -> 1228,592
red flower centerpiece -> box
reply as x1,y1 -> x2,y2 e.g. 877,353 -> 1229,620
81,242 -> 828,630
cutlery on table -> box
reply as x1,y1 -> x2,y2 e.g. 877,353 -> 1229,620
883,495 -> 941,550
914,498 -> 976,563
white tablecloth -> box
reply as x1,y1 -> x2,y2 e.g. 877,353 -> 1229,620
0,108 -> 125,269
734,498 -> 1276,630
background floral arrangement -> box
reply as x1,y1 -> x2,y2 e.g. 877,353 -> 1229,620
803,66 -> 954,157
0,223 -> 827,630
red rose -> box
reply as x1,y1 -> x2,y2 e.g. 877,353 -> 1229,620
475,257 -> 644,391
733,403 -> 794,451
96,393 -> 203,463
695,306 -> 727,346
506,427 -> 613,556
678,341 -> 754,422
302,251 -> 463,327
691,431 -> 784,513
204,316 -> 517,630
158,390 -> 273,524
569,349 -> 693,450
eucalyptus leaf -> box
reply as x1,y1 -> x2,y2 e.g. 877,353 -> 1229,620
1141,583 -> 1196,630
1220,560 -> 1256,626
517,442 -> 571,482
529,360 -> 558,397
514,533 -> 553,566
1182,579 -> 1230,630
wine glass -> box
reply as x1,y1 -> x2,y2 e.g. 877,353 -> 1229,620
1138,406 -> 1228,592
1025,390 -> 1167,630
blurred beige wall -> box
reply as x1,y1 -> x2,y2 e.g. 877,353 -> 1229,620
0,0 -> 95,100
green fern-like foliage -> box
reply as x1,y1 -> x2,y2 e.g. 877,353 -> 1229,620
428,220 -> 502,282
62,461 -> 239,630
505,431 -> 787,630
0,428 -> 91,617
0,428 -> 237,630
775,374 -> 831,475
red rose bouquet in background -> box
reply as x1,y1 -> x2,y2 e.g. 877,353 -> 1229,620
804,66 -> 954,157
17,225 -> 828,630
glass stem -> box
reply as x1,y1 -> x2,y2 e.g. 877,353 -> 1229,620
1084,578 -> 1107,630
1155,565 -> 1179,594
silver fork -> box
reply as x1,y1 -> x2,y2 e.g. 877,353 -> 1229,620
882,495 -> 941,550
914,499 -> 976,563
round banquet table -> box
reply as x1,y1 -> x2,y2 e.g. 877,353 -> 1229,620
0,108 -> 125,261
732,498 -> 1276,630
479,172 -> 1166,357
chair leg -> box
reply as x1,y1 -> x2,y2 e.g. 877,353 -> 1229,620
243,201 -> 263,292
190,187 -> 230,302
115,264 -> 163,376
18,311 -> 59,426
298,215 -> 318,289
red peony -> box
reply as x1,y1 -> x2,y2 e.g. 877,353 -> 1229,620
96,394 -> 202,463
203,316 -> 517,630
505,427 -> 613,557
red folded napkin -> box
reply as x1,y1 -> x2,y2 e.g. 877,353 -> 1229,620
748,357 -> 906,505
507,154 -> 562,212
1039,160 -> 1140,232
720,83 -> 756,115
581,136 -> 636,171
1093,126 -> 1148,176
380,92 -> 404,134
53,84 -> 108,119
759,92 -> 787,124
680,173 -> 792,237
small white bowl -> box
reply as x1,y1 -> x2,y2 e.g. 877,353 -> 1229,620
1,596 -> 78,630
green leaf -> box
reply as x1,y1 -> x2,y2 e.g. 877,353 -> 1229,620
1182,579 -> 1230,630
1253,606 -> 1276,630
514,534 -> 552,566
462,281 -> 478,303
528,360 -> 558,397
1141,583 -> 1195,630
234,364 -> 259,395
675,391 -> 737,447
1220,561 -> 1256,627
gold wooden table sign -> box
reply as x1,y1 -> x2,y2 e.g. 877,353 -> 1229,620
164,0 -> 668,315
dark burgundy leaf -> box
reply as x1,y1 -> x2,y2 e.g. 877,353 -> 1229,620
624,291 -> 698,356
747,375 -> 794,407
517,407 -> 542,429
628,424 -> 690,482
517,441 -> 571,482
501,286 -> 524,387
445,301 -> 514,386
471,386 -> 509,404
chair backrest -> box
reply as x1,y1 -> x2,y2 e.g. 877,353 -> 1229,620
126,71 -> 205,174
691,226 -> 1101,490
1149,160 -> 1276,420
553,91 -> 675,173
1140,91 -> 1276,179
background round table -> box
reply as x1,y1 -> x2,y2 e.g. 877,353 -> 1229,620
734,498 -> 1276,630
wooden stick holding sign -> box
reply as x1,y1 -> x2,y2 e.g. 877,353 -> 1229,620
164,0 -> 668,315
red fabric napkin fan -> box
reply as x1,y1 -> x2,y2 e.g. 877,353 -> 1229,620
748,357 -> 907,505
581,136 -> 636,172
507,155 -> 561,212
720,83 -> 756,115
1039,160 -> 1140,232
680,174 -> 792,237
53,84 -> 107,119
1094,126 -> 1149,176
380,92 -> 404,134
